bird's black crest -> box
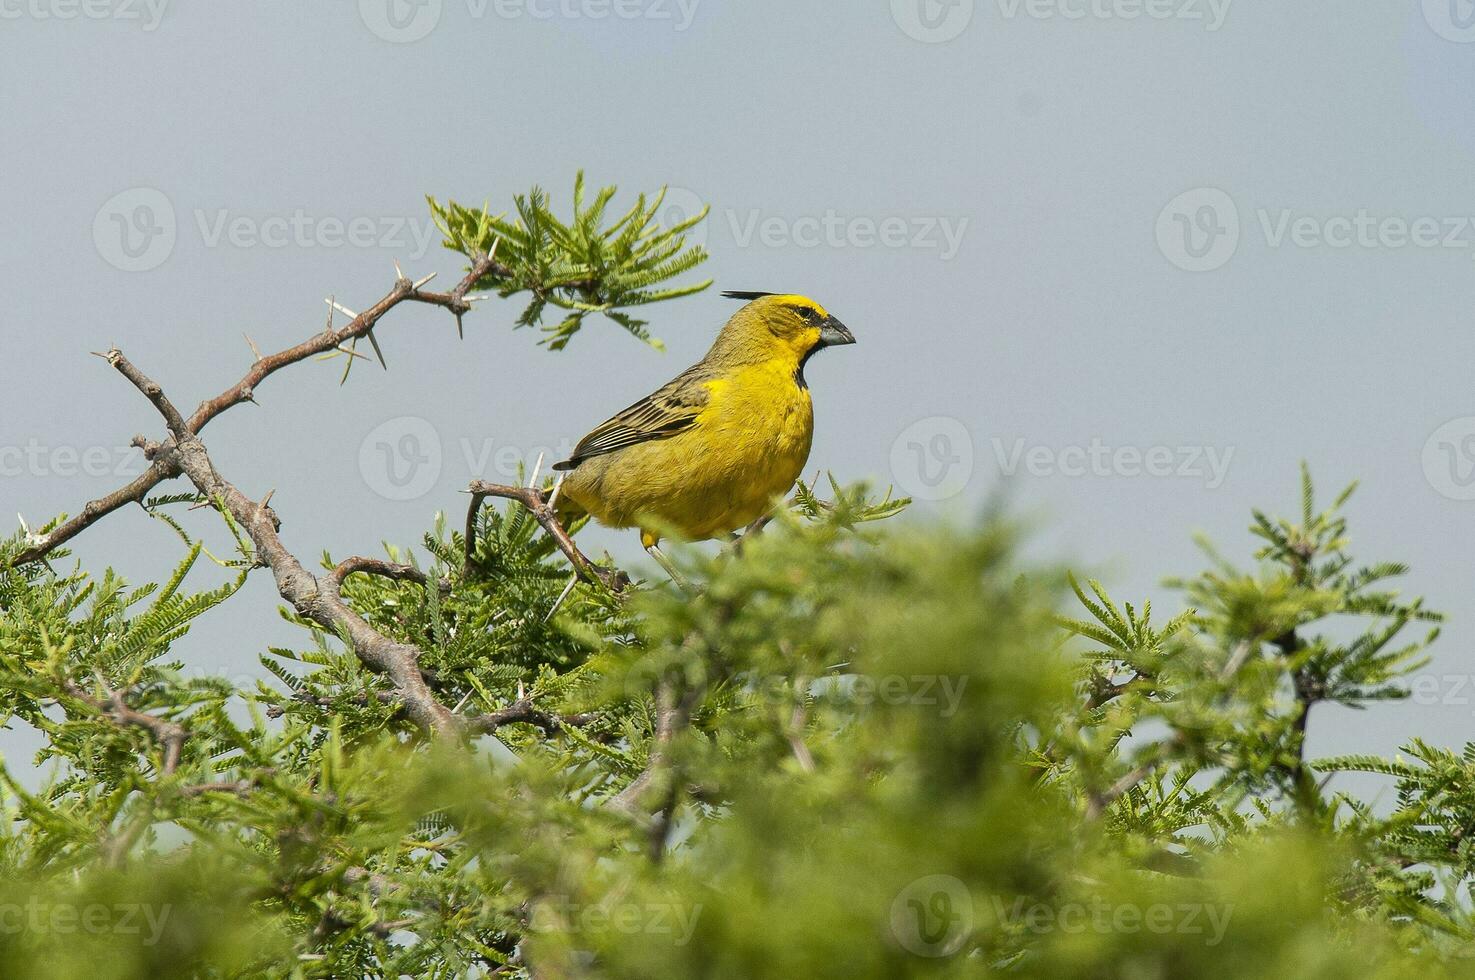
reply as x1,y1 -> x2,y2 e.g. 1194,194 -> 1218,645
720,290 -> 778,301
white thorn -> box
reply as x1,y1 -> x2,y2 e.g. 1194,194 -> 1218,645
393,259 -> 405,281
527,452 -> 544,490
546,471 -> 567,513
545,573 -> 578,622
17,513 -> 45,548
325,298 -> 359,320
516,680 -> 526,701
411,271 -> 437,290
465,294 -> 494,302
451,689 -> 474,714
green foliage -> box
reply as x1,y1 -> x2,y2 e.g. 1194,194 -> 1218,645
429,172 -> 712,349
5,466 -> 1475,977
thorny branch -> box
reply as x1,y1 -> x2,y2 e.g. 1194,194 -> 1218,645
329,556 -> 450,592
12,253 -> 500,566
64,679 -> 187,777
10,251 -> 629,741
464,480 -> 629,594
108,346 -> 462,733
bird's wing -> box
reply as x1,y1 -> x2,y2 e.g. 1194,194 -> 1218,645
554,364 -> 713,470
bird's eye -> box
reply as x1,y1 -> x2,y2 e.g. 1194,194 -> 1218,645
794,306 -> 818,323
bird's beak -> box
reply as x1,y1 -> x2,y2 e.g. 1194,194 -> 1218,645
818,315 -> 855,347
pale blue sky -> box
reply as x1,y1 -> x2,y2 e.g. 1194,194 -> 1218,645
5,2 -> 1475,793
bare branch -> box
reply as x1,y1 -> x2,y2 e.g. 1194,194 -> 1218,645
186,252 -> 498,432
90,351 -> 459,735
179,780 -> 257,797
65,680 -> 187,777
469,698 -> 596,736
329,556 -> 449,592
265,689 -> 404,720
465,480 -> 629,594
9,252 -> 500,569
13,457 -> 180,564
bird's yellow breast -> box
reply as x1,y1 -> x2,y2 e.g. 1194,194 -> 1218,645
562,361 -> 814,541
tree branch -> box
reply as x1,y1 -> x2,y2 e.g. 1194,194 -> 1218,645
465,480 -> 629,594
10,252 -> 499,567
329,556 -> 449,592
65,679 -> 187,776
469,698 -> 597,736
98,347 -> 459,735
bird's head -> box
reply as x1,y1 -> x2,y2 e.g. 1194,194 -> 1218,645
713,291 -> 855,366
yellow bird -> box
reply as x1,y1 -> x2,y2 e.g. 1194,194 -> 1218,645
553,291 -> 855,574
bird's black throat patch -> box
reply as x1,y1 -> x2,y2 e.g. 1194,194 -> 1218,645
795,344 -> 819,390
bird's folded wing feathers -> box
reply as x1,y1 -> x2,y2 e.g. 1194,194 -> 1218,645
554,365 -> 713,469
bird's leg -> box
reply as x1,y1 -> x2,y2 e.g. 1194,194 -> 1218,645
727,513 -> 772,557
645,544 -> 695,593
641,530 -> 695,593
